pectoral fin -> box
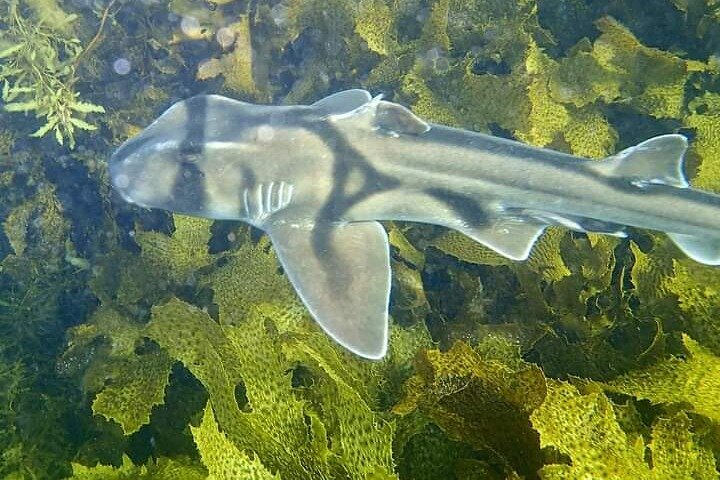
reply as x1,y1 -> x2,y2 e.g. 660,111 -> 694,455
266,221 -> 391,359
667,232 -> 720,265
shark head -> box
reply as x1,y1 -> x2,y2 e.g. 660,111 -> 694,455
109,99 -> 212,215
110,138 -> 193,211
110,95 -> 304,222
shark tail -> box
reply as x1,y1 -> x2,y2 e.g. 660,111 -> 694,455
599,134 -> 720,265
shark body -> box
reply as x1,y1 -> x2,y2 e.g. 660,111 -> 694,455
110,89 -> 720,359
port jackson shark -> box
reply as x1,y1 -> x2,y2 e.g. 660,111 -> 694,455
110,89 -> 720,359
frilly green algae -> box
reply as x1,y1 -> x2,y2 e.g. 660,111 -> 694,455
520,42 -> 571,147
137,224 -> 401,478
62,306 -> 173,435
204,233 -> 303,324
88,248 -> 168,310
531,380 -> 717,478
355,0 -> 396,56
563,109 -> 618,159
24,0 -> 77,35
608,334 -> 720,422
686,93 -> 720,192
4,191 -> 37,256
392,260 -> 430,321
649,412 -> 717,480
431,231 -> 511,267
147,296 -> 396,478
394,341 -> 546,478
526,227 -> 572,282
549,16 -> 702,119
395,422 -> 481,480
3,185 -> 68,262
70,455 -> 206,480
136,214 -> 215,285
191,405 -> 279,480
662,259 -> 720,351
387,223 -> 425,269
516,40 -> 621,154
91,348 -> 173,435
196,16 -> 270,101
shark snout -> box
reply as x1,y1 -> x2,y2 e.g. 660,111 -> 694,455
109,146 -> 145,204
109,135 -> 186,211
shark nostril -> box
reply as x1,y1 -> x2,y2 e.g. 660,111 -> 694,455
113,173 -> 130,189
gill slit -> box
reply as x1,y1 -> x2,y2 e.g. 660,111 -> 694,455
242,181 -> 295,223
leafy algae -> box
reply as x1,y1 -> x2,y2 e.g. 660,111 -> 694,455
0,0 -> 105,148
531,380 -> 717,479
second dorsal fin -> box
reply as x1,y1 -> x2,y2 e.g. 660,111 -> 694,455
594,134 -> 689,187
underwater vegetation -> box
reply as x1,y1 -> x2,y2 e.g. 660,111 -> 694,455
0,0 -> 105,149
4,0 -> 720,478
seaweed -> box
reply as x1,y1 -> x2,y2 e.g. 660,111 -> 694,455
191,405 -> 278,480
0,0 -> 106,148
531,380 -> 717,478
196,16 -> 270,101
70,455 -> 206,479
686,93 -> 720,192
394,340 -> 546,478
608,334 -> 720,421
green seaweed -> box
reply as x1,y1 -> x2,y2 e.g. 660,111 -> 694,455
531,380 -> 717,478
394,340 -> 546,478
355,0 -> 397,56
0,0 -> 105,148
686,93 -> 720,193
70,455 -> 206,480
143,232 -> 399,478
191,405 -> 279,480
136,214 -> 215,285
549,17 -> 704,119
608,334 -> 720,422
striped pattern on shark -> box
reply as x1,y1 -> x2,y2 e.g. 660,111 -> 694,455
109,89 -> 720,359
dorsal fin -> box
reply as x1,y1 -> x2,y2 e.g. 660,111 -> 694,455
311,89 -> 372,115
325,94 -> 432,136
595,134 -> 689,187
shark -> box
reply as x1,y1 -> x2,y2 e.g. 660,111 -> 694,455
109,89 -> 720,359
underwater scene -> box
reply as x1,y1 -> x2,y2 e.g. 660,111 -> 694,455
4,0 -> 720,478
